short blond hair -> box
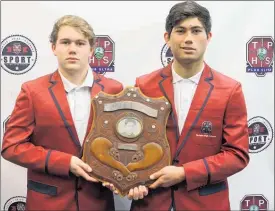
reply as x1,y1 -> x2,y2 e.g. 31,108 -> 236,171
49,15 -> 96,48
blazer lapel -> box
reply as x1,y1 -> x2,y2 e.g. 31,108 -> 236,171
48,71 -> 81,148
84,72 -> 105,140
174,64 -> 214,159
158,63 -> 180,160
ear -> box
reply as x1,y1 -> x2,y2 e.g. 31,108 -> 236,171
207,32 -> 212,43
164,32 -> 170,47
51,44 -> 57,56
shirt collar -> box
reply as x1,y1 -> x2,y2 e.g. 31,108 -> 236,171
59,69 -> 94,93
172,62 -> 204,85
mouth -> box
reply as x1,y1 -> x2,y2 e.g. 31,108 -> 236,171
66,58 -> 79,61
181,47 -> 196,51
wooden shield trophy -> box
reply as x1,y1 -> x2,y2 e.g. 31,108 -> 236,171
82,86 -> 171,196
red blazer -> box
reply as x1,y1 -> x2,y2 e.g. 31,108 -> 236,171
131,63 -> 249,211
2,70 -> 123,211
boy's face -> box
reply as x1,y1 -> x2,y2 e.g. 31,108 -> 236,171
52,26 -> 93,74
165,17 -> 212,64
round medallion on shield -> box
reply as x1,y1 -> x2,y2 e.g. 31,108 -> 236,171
116,117 -> 143,139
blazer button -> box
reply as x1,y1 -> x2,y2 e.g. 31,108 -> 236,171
172,159 -> 179,165
77,186 -> 82,191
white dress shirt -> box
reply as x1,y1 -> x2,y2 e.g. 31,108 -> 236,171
172,63 -> 204,134
59,69 -> 94,145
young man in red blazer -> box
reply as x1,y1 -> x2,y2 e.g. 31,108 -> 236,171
2,15 -> 122,211
128,1 -> 250,210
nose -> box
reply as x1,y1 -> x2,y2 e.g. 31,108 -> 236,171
68,42 -> 77,54
184,32 -> 193,44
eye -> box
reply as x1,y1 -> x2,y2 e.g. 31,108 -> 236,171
193,29 -> 202,34
61,41 -> 70,45
176,29 -> 184,33
77,42 -> 85,46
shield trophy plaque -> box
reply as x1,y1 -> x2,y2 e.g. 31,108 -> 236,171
82,86 -> 171,196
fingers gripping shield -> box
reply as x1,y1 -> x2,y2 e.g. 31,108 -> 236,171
82,87 -> 171,196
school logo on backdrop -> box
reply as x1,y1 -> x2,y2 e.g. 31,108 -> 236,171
248,116 -> 273,153
89,35 -> 115,74
161,43 -> 173,67
4,196 -> 26,211
240,194 -> 268,211
246,36 -> 274,77
1,35 -> 37,75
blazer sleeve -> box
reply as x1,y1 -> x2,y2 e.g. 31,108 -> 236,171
1,83 -> 72,177
183,82 -> 250,191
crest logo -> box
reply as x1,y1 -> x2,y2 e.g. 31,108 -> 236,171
240,194 -> 268,211
246,36 -> 274,77
201,121 -> 212,135
248,116 -> 273,153
1,35 -> 37,75
4,196 -> 26,211
160,44 -> 173,67
89,35 -> 115,74
196,120 -> 216,138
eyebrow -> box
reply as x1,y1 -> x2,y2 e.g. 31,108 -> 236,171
174,26 -> 204,30
59,38 -> 87,43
